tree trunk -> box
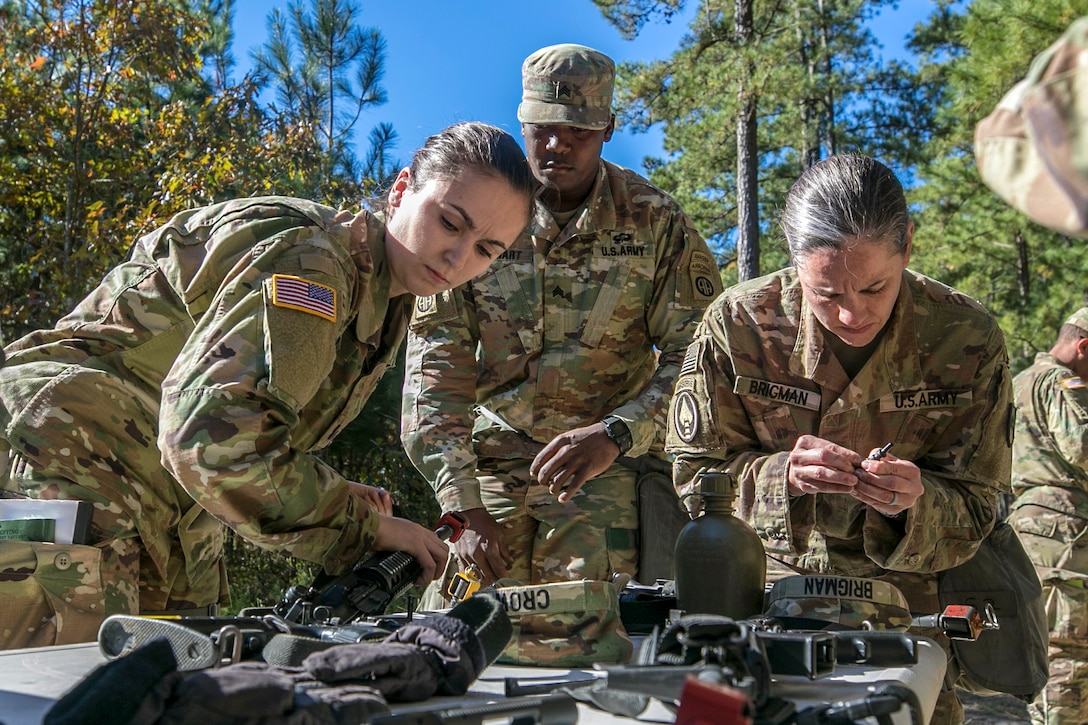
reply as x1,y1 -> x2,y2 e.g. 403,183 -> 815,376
736,0 -> 760,281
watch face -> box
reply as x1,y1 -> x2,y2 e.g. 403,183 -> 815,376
603,416 -> 632,453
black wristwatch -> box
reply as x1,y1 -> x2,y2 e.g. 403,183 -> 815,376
600,415 -> 633,455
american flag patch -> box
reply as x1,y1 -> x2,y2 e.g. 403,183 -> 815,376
271,274 -> 337,322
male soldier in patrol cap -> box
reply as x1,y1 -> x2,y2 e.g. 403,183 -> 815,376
402,43 -> 722,589
976,17 -> 1088,725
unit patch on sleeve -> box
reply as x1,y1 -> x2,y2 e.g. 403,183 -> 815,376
672,388 -> 701,444
271,274 -> 337,322
688,250 -> 719,299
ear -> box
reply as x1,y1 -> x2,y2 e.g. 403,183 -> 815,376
387,167 -> 412,209
602,114 -> 616,143
1076,336 -> 1088,359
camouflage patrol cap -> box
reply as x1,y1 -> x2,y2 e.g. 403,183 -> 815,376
517,44 -> 615,130
975,16 -> 1088,237
1064,307 -> 1088,333
491,579 -> 633,666
764,575 -> 912,631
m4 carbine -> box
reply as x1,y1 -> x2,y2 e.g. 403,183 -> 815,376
99,511 -> 470,669
273,510 -> 469,625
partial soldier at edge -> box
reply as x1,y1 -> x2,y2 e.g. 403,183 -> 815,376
976,15 -> 1088,725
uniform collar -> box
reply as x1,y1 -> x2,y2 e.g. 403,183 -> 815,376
349,209 -> 398,346
530,160 -> 618,244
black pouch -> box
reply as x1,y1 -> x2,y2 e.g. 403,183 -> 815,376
629,456 -> 688,583
938,520 -> 1049,699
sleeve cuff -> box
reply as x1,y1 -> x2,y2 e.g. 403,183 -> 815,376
436,480 -> 485,513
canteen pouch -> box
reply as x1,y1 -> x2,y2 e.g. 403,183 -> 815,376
633,456 -> 688,583
492,579 -> 633,666
938,520 -> 1049,698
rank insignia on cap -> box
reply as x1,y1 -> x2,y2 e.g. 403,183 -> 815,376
271,274 -> 337,322
554,81 -> 572,99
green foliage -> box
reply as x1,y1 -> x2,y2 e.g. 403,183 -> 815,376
0,0 -> 212,335
249,0 -> 399,194
907,0 -> 1088,372
592,0 -> 687,40
0,0 -> 430,610
605,0 -> 921,279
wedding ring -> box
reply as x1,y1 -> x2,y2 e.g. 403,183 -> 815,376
889,491 -> 899,506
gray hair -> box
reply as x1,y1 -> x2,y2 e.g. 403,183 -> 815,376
781,154 -> 910,262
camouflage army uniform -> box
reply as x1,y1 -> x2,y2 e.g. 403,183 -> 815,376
666,267 -> 1013,724
976,17 -> 1088,722
0,197 -> 404,648
402,160 -> 721,585
1008,348 -> 1088,725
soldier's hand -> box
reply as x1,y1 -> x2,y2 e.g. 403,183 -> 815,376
530,423 -> 621,503
787,434 -> 862,497
372,515 -> 449,584
349,482 -> 393,516
452,508 -> 512,585
853,452 -> 922,517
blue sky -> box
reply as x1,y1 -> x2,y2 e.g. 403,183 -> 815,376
230,0 -> 935,173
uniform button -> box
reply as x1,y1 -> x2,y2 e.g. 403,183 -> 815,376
906,554 -> 920,566
54,553 -> 72,570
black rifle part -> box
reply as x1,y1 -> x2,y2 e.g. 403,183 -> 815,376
275,511 -> 468,625
366,693 -> 578,725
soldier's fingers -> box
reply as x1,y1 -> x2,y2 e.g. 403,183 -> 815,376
556,474 -> 589,503
529,440 -> 565,477
373,488 -> 393,515
485,547 -> 510,581
536,449 -> 575,488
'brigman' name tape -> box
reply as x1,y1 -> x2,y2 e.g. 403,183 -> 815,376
734,376 -> 821,411
769,575 -> 908,609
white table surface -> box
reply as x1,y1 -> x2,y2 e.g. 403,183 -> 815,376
0,633 -> 946,724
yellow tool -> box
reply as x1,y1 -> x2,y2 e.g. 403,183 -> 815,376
447,563 -> 483,603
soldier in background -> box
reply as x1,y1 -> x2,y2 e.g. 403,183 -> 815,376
1006,309 -> 1088,725
666,154 -> 1013,724
976,16 -> 1088,725
402,44 -> 721,589
0,122 -> 536,649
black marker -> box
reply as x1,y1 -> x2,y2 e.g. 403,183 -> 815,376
868,442 -> 893,461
